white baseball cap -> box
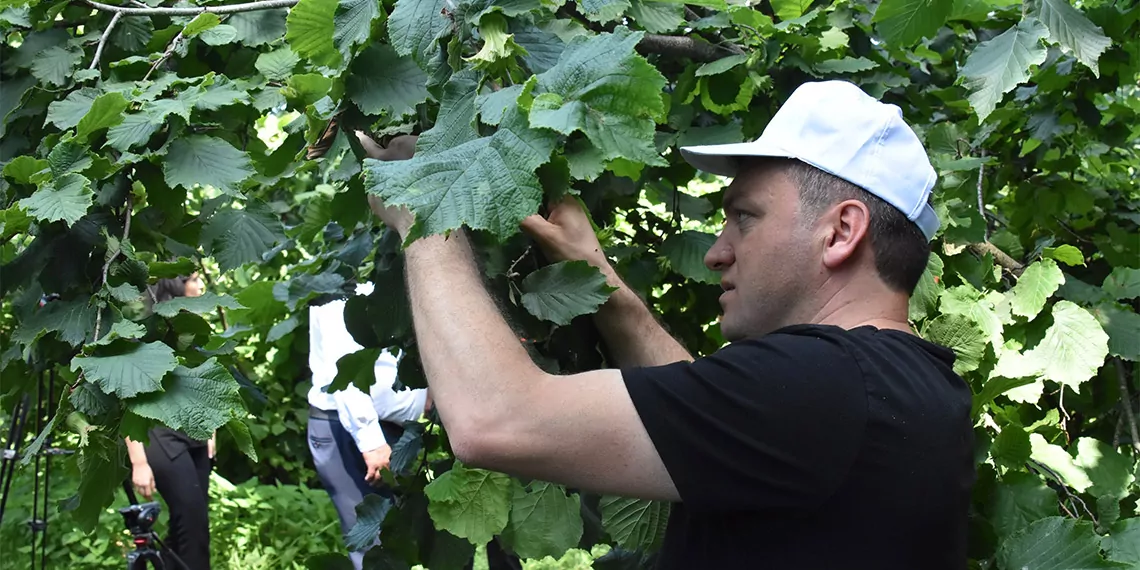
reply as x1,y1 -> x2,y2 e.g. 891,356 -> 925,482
680,80 -> 940,241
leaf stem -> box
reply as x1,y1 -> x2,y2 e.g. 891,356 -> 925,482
88,12 -> 122,70
1115,358 -> 1140,453
82,0 -> 298,15
143,28 -> 185,81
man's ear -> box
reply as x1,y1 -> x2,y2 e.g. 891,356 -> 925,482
820,199 -> 871,269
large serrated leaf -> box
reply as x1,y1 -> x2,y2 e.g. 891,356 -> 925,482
255,46 -> 301,81
12,298 -> 96,347
660,230 -> 718,284
72,341 -> 178,398
924,313 -> 988,374
125,358 -> 245,441
106,113 -> 161,151
31,45 -> 82,86
600,497 -> 670,552
528,27 -> 666,166
1008,258 -> 1064,319
153,292 -> 245,318
909,252 -> 945,321
1074,437 -> 1135,500
347,44 -> 430,117
576,0 -> 630,22
17,173 -> 92,226
199,203 -> 286,271
1102,267 -> 1140,300
990,472 -> 1058,541
286,0 -> 341,68
418,70 -> 480,154
228,9 -> 288,46
1022,301 -> 1109,391
501,482 -> 583,560
345,494 -> 392,551
45,88 -> 100,131
164,135 -> 253,194
1035,0 -> 1111,77
388,0 -> 449,65
872,0 -> 952,46
1090,303 -> 1140,361
424,464 -> 514,545
628,0 -> 684,33
1030,433 -> 1092,493
960,17 -> 1048,121
76,92 -> 128,143
111,16 -> 154,51
333,0 -> 381,59
520,260 -> 616,326
997,516 -> 1122,570
364,107 -> 556,240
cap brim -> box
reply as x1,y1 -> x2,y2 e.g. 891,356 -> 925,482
679,142 -> 793,177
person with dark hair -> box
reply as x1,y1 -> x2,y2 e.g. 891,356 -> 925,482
127,273 -> 214,570
361,80 -> 973,568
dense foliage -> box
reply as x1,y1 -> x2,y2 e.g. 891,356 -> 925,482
1,0 -> 1138,566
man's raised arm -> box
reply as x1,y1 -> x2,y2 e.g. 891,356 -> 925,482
521,197 -> 693,368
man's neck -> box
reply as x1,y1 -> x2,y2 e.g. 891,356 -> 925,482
803,278 -> 913,334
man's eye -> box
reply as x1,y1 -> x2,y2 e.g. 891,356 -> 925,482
736,211 -> 753,223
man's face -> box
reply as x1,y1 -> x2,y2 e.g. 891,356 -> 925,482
704,164 -> 815,341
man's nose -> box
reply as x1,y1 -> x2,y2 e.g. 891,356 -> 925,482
704,234 -> 734,272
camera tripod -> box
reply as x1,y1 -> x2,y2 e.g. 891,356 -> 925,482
120,481 -> 190,570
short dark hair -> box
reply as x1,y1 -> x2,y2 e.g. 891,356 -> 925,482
778,159 -> 931,294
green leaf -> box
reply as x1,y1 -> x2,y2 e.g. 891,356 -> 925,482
183,13 -> 220,36
125,358 -> 245,441
424,464 -> 514,545
501,483 -> 583,560
346,44 -> 430,117
1043,244 -> 1085,266
1022,301 -> 1109,392
660,230 -> 718,284
520,260 -> 617,326
153,292 -> 244,318
111,16 -> 154,51
1105,519 -> 1140,569
228,9 -> 288,46
576,0 -> 629,22
628,0 -> 684,33
72,434 -> 129,532
164,135 -> 254,194
48,139 -> 93,176
940,285 -> 1004,347
997,517 -> 1122,570
388,0 -> 449,64
76,92 -> 129,143
1008,258 -> 1064,319
286,0 -> 341,68
186,75 -> 250,111
528,28 -> 666,166
991,472 -> 1058,540
72,341 -> 179,398
1074,437 -> 1136,500
45,87 -> 100,131
333,0 -> 382,59
105,113 -> 161,151
273,272 -> 346,310
17,173 -> 92,226
93,319 -> 145,344
225,418 -> 258,462
3,155 -> 49,184
418,70 -> 480,154
1036,0 -> 1111,77
199,24 -> 239,45
255,46 -> 301,81
345,494 -> 392,551
599,497 -> 670,552
695,54 -> 748,77
814,56 -> 879,74
329,347 -> 383,393
1103,267 -> 1140,300
872,0 -> 952,46
200,203 -> 287,271
1091,303 -> 1140,361
13,298 -> 96,347
467,13 -> 528,70
924,313 -> 988,374
364,107 -> 556,240
1029,433 -> 1092,493
770,0 -> 812,20
31,45 -> 82,86
148,257 -> 197,279
992,425 -> 1031,469
960,17 -> 1049,122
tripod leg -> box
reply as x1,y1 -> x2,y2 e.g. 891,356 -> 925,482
0,394 -> 29,526
40,369 -> 54,570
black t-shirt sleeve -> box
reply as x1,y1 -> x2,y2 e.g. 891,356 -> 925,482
622,330 -> 867,512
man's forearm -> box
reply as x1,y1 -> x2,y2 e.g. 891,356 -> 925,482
592,264 -> 693,368
402,231 -> 539,441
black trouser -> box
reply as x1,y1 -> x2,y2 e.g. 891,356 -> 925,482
145,440 -> 211,570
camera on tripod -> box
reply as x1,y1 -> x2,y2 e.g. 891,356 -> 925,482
119,501 -> 162,536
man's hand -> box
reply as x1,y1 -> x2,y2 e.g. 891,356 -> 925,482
521,196 -> 609,270
357,131 -> 417,237
132,462 -> 156,500
362,444 -> 392,487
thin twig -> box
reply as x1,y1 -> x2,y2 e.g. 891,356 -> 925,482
1029,460 -> 1097,523
88,12 -> 122,70
505,246 -> 532,279
1059,389 -> 1071,443
93,193 -> 134,344
143,28 -> 184,81
637,34 -> 724,62
83,0 -> 298,15
1115,358 -> 1140,453
196,257 -> 229,330
976,149 -> 989,242
967,242 -> 1024,276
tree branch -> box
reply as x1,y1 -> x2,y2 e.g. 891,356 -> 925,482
83,0 -> 297,15
88,12 -> 122,70
976,149 -> 990,242
968,242 -> 1024,277
637,34 -> 724,62
1115,358 -> 1140,453
93,193 -> 134,344
143,28 -> 185,81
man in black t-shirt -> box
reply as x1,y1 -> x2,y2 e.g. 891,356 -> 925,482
361,80 -> 974,568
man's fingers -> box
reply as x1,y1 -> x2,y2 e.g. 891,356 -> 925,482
355,131 -> 384,157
